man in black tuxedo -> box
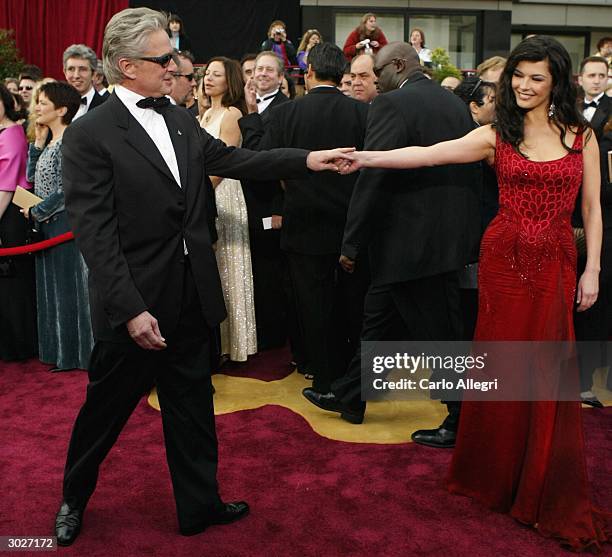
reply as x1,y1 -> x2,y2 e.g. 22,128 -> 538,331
240,43 -> 369,393
303,42 -> 480,446
62,44 -> 108,120
239,51 -> 291,350
579,56 -> 611,140
55,7 -> 349,546
574,56 -> 611,407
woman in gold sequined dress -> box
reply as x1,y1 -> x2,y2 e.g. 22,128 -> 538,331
199,57 -> 257,362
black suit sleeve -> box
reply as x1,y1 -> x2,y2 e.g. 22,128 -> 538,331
198,123 -> 308,180
238,112 -> 266,150
342,94 -> 408,260
62,123 -> 148,329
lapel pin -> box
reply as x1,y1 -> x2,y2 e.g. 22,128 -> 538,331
178,130 -> 182,135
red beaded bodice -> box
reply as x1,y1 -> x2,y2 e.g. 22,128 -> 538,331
481,133 -> 583,291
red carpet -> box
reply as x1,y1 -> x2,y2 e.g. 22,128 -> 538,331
1,358 -> 610,556
218,345 -> 295,381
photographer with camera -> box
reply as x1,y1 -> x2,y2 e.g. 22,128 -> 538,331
260,20 -> 297,69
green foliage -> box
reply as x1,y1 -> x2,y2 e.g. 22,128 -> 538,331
0,29 -> 24,81
430,47 -> 462,83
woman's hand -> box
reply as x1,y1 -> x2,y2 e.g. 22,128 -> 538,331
576,269 -> 599,312
34,122 -> 49,149
371,40 -> 380,48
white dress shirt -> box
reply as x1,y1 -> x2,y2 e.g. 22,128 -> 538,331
114,85 -> 181,187
583,92 -> 604,123
257,88 -> 280,113
73,86 -> 96,121
114,85 -> 187,253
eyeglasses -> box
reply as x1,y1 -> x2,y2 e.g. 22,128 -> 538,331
19,85 -> 33,91
173,72 -> 195,81
373,58 -> 409,78
137,52 -> 180,68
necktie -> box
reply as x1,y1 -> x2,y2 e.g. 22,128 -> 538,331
136,96 -> 171,113
80,97 -> 87,105
583,100 -> 598,110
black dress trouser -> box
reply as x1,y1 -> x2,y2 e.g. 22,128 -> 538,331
331,272 -> 462,431
62,260 -> 221,532
286,251 -> 369,393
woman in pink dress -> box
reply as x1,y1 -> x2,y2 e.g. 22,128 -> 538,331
344,36 -> 609,551
0,83 -> 37,360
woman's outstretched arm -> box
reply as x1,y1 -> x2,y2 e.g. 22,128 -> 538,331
344,124 -> 496,171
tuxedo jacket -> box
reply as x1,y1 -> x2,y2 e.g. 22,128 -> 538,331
62,92 -> 309,341
590,94 -> 611,141
242,86 -> 368,254
342,73 -> 480,286
239,91 -> 289,237
88,91 -> 108,112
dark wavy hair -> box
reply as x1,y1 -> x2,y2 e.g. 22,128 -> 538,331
205,56 -> 247,115
495,35 -> 588,156
0,83 -> 22,122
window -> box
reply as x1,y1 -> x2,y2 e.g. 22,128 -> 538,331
409,14 -> 477,69
335,12 -> 405,48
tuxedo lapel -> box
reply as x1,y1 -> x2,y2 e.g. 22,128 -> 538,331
163,109 -> 189,190
591,96 -> 610,138
124,120 -> 178,185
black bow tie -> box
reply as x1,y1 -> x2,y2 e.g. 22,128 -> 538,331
256,93 -> 277,104
136,96 -> 171,113
583,100 -> 599,110
80,97 -> 87,105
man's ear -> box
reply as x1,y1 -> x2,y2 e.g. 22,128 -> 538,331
395,58 -> 406,74
306,64 -> 314,81
118,58 -> 138,81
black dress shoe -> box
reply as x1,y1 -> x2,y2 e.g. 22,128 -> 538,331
180,501 -> 249,536
302,388 -> 364,424
411,426 -> 456,448
55,501 -> 83,546
581,394 -> 604,408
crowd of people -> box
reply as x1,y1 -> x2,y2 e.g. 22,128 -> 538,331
0,6 -> 610,552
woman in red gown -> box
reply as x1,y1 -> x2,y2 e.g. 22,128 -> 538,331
345,36 -> 609,551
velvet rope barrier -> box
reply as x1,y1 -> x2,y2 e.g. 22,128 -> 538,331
0,232 -> 74,256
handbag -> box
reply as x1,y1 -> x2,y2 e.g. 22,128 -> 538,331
573,227 -> 586,258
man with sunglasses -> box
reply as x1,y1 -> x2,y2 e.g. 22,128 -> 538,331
304,42 -> 480,449
17,76 -> 36,105
56,7 -> 350,547
169,49 -> 197,114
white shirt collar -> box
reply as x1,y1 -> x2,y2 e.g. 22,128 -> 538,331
256,88 -> 280,101
82,86 -> 95,107
114,84 -> 159,116
585,91 -> 605,104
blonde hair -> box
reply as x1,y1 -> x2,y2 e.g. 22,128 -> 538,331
298,29 -> 322,52
476,56 -> 507,77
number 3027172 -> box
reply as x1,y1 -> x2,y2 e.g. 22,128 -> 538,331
1,536 -> 56,550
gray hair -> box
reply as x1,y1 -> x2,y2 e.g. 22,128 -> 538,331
63,44 -> 98,72
255,50 -> 284,76
103,7 -> 168,85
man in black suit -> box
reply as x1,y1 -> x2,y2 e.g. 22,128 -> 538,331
574,55 -> 611,407
579,56 -> 611,140
62,44 -> 108,120
303,42 -> 480,446
240,43 -> 369,394
55,7 -> 349,546
239,51 -> 292,351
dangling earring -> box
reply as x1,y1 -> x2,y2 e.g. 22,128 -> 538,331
548,102 -> 556,118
